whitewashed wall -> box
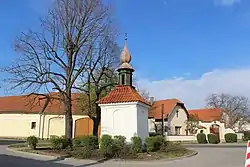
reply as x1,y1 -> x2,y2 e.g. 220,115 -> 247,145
0,113 -> 86,138
197,121 -> 235,140
166,135 -> 196,141
100,102 -> 150,142
137,103 -> 150,142
168,107 -> 188,135
0,114 -> 40,138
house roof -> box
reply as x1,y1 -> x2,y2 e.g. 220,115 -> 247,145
188,108 -> 223,122
97,85 -> 150,106
0,93 -> 84,115
148,99 -> 187,119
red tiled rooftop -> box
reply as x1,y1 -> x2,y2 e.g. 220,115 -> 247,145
149,99 -> 185,119
188,108 -> 223,122
97,85 -> 150,106
0,93 -> 83,114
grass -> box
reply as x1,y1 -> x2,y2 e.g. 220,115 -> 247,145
10,144 -> 194,161
131,149 -> 193,161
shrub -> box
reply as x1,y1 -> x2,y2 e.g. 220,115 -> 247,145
72,138 -> 82,148
207,134 -> 219,144
50,136 -> 70,150
243,131 -> 250,141
114,135 -> 126,143
99,135 -> 114,158
113,135 -> 127,158
145,136 -> 165,152
79,135 -> 98,150
225,133 -> 237,143
131,136 -> 142,153
149,132 -> 157,137
163,141 -> 186,153
196,133 -> 207,144
27,136 -> 38,150
145,137 -> 155,152
71,147 -> 100,159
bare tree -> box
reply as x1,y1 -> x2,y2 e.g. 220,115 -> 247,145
77,36 -> 119,137
206,93 -> 250,130
133,78 -> 151,102
2,0 -> 114,141
185,114 -> 199,135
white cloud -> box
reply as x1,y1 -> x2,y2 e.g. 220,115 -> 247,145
137,68 -> 250,109
214,0 -> 241,6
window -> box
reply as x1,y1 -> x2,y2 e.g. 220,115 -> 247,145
121,74 -> 125,85
176,110 -> 179,117
31,122 -> 36,129
175,126 -> 181,135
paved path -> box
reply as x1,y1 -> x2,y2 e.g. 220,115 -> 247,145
0,140 -> 247,167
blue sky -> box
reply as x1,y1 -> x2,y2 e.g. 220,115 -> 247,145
114,0 -> 250,80
1,0 -> 250,108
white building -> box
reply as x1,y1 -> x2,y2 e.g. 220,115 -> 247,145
98,39 -> 151,143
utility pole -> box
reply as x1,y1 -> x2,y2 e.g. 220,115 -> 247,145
161,104 -> 165,137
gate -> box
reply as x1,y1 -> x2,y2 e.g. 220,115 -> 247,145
74,117 -> 100,138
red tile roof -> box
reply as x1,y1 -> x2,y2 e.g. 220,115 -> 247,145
188,108 -> 223,122
149,99 -> 186,119
97,85 -> 150,106
0,93 -> 84,115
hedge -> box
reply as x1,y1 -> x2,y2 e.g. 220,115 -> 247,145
224,133 -> 237,143
196,133 -> 207,144
27,136 -> 38,150
145,136 -> 165,152
207,134 -> 219,144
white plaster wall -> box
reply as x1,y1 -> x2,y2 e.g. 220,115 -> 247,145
197,121 -> 235,141
0,114 -> 40,138
137,103 -> 149,142
148,118 -> 155,132
236,133 -> 244,140
169,107 -> 188,135
100,102 -> 149,142
0,113 -> 86,138
42,115 -> 87,139
166,135 -> 196,141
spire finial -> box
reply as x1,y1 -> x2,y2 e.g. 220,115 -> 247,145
125,33 -> 128,45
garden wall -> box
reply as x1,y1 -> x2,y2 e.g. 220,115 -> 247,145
166,135 -> 196,141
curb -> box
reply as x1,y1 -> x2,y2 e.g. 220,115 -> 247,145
6,147 -> 198,165
6,147 -> 67,160
108,150 -> 198,164
183,144 -> 247,148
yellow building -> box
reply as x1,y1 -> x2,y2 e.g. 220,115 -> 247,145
0,93 -> 92,139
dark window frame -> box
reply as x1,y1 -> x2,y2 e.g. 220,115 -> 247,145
121,74 -> 125,85
31,122 -> 36,129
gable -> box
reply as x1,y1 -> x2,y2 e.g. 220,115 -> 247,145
149,99 -> 188,120
168,104 -> 189,122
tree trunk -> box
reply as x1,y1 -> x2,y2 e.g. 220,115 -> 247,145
65,94 -> 73,142
93,104 -> 101,137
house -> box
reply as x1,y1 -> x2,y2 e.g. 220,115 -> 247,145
188,108 -> 235,141
148,99 -> 189,136
148,99 -> 236,142
0,93 -> 96,139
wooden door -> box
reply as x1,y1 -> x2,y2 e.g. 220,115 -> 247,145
74,117 -> 100,138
